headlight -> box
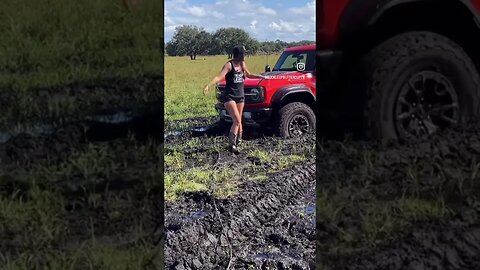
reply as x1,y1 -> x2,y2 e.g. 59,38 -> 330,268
251,88 -> 260,100
248,86 -> 265,102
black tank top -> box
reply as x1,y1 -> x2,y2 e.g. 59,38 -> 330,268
225,60 -> 244,98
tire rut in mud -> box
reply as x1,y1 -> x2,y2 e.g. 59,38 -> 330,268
329,213 -> 480,270
316,122 -> 480,269
165,162 -> 316,270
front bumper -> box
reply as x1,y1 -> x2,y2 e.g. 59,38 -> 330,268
215,103 -> 273,126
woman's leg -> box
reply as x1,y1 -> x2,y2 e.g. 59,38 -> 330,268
224,100 -> 241,134
224,100 -> 241,153
236,101 -> 245,144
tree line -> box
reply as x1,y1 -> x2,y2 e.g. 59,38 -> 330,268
165,25 -> 314,60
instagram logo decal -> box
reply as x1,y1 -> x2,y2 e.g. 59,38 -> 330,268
296,62 -> 305,71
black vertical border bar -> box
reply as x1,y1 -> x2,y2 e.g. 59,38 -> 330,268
157,0 -> 165,267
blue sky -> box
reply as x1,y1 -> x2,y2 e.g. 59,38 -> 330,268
165,0 -> 315,42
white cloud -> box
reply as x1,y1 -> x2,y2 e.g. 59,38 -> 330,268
165,16 -> 175,26
210,10 -> 224,19
269,22 -> 281,31
289,1 -> 315,18
250,20 -> 258,29
180,6 -> 207,17
165,25 -> 177,34
258,7 -> 276,16
165,0 -> 315,42
236,12 -> 252,17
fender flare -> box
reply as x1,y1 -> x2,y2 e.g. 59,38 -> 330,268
370,0 -> 480,26
271,84 -> 315,107
339,0 -> 480,37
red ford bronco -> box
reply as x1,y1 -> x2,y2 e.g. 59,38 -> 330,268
317,0 -> 480,141
215,44 -> 316,138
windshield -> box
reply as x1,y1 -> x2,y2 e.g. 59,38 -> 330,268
272,50 -> 315,72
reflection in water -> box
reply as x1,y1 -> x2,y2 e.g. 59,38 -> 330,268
0,112 -> 134,144
0,132 -> 10,143
85,112 -> 133,124
164,130 -> 184,138
190,211 -> 210,220
304,206 -> 315,215
164,126 -> 213,139
191,126 -> 209,133
0,123 -> 54,143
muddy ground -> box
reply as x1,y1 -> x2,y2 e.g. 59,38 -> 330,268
0,75 -> 163,129
6,77 -> 480,269
316,123 -> 480,270
0,78 -> 163,268
164,117 -> 480,270
164,119 -> 316,269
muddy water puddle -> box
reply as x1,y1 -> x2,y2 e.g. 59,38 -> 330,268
164,130 -> 184,139
302,190 -> 316,226
304,205 -> 316,226
164,125 -> 223,140
0,111 -> 143,144
0,123 -> 55,143
85,111 -> 133,123
167,209 -> 212,224
190,210 -> 211,220
164,123 -> 273,142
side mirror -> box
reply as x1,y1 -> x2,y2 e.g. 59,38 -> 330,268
265,65 -> 271,72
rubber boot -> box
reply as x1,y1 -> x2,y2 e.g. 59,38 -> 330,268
236,131 -> 243,146
228,132 -> 240,154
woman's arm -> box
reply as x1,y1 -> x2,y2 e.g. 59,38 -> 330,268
242,61 -> 265,79
203,62 -> 230,96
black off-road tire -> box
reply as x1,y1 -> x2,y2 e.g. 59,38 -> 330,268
360,31 -> 480,141
278,102 -> 316,138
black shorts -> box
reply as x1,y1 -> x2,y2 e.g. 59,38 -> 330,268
219,93 -> 244,103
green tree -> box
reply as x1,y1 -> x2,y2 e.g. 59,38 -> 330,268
191,30 -> 212,59
166,41 -> 176,56
167,24 -> 314,57
168,25 -> 200,58
213,27 -> 251,58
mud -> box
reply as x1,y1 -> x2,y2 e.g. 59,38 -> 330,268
164,117 -> 316,269
0,77 -> 164,266
328,215 -> 480,270
165,163 -> 316,269
316,122 -> 480,269
164,118 -> 272,143
1,75 -> 163,128
164,117 -> 218,132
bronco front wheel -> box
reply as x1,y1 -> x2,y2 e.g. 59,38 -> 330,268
278,102 -> 316,138
361,31 -> 480,141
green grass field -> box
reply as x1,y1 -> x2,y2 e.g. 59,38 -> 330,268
0,0 -> 162,90
0,0 -> 162,129
164,54 -> 279,122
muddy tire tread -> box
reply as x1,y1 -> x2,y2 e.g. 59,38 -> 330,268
363,31 -> 480,140
278,102 -> 316,138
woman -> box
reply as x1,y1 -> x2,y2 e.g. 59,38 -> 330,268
203,45 -> 265,154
